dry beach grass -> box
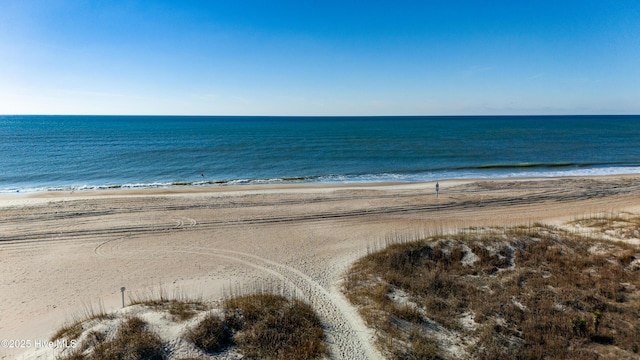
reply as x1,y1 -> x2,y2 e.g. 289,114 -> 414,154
343,224 -> 640,359
50,289 -> 326,360
1,176 -> 640,359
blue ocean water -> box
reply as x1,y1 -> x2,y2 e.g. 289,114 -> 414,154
1,115 -> 639,193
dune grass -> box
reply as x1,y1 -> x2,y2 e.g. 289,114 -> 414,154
187,312 -> 235,353
54,289 -> 326,360
60,317 -> 164,360
51,301 -> 114,342
129,298 -> 209,322
344,222 -> 640,359
127,287 -> 209,321
90,317 -> 164,360
225,294 -> 327,359
188,293 -> 327,360
569,212 -> 640,240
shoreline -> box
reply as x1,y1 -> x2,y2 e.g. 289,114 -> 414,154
2,173 -> 639,206
2,174 -> 640,358
2,162 -> 640,197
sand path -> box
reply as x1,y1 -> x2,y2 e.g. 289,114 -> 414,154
1,176 -> 639,359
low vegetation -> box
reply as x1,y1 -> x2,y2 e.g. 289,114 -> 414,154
224,294 -> 327,359
55,292 -> 326,360
344,222 -> 640,359
128,288 -> 209,321
187,312 -> 235,353
51,301 -> 113,342
188,294 -> 327,359
131,298 -> 209,322
90,317 -> 164,360
569,211 -> 640,241
60,317 -> 164,360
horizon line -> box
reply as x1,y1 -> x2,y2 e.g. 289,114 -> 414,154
2,114 -> 639,118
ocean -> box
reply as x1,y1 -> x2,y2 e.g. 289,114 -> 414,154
1,115 -> 639,193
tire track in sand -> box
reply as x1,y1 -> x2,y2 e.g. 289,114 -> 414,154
5,177 -> 640,245
95,239 -> 381,360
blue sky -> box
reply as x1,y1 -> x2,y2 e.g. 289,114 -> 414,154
1,1 -> 639,115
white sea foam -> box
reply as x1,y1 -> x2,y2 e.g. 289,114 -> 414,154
2,166 -> 640,194
2,115 -> 640,194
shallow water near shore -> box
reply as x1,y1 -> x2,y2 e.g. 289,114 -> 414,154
2,115 -> 640,192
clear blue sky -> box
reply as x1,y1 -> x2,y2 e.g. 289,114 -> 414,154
1,1 -> 639,115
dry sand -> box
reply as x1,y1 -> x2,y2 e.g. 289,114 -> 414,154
1,176 -> 640,359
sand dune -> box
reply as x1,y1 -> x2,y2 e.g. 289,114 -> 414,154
2,176 -> 639,359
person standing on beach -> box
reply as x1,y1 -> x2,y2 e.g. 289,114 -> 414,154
435,181 -> 439,198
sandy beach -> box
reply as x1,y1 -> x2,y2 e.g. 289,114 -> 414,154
2,175 -> 640,359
